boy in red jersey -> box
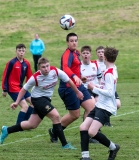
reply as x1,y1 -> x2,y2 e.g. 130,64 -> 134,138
48,33 -> 94,143
2,44 -> 34,124
79,46 -> 120,160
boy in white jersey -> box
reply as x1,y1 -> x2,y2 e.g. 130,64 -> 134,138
81,46 -> 102,100
81,46 -> 102,144
0,57 -> 84,150
79,47 -> 120,160
96,46 -> 121,127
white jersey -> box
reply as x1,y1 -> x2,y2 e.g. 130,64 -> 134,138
97,60 -> 118,80
96,60 -> 106,75
81,60 -> 102,88
93,67 -> 117,115
23,66 -> 69,98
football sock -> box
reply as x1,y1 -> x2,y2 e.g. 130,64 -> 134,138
109,141 -> 116,150
16,111 -> 26,124
82,151 -> 90,158
53,123 -> 67,146
93,131 -> 110,147
80,130 -> 89,151
7,123 -> 23,134
24,106 -> 33,120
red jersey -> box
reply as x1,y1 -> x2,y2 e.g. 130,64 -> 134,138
2,57 -> 33,92
59,48 -> 81,87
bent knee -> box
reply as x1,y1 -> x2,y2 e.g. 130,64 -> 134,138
80,123 -> 88,131
88,130 -> 97,137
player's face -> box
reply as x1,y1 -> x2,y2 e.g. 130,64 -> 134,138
67,36 -> 78,51
81,50 -> 91,64
39,62 -> 50,75
16,47 -> 26,60
96,49 -> 104,61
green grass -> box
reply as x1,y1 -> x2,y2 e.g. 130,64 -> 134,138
0,0 -> 139,159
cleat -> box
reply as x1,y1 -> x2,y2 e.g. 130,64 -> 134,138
108,144 -> 120,160
104,122 -> 113,127
89,138 -> 99,144
0,126 -> 8,144
80,158 -> 92,160
62,143 -> 77,150
48,128 -> 58,143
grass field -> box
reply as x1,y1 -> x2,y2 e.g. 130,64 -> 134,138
0,0 -> 139,160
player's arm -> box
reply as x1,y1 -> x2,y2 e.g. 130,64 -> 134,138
25,61 -> 33,82
10,88 -> 27,109
88,74 -> 115,97
61,51 -> 82,85
67,79 -> 83,100
11,76 -> 35,109
2,61 -> 13,97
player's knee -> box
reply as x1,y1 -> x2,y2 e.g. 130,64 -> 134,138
80,123 -> 86,131
52,114 -> 61,123
71,114 -> 80,120
88,130 -> 96,138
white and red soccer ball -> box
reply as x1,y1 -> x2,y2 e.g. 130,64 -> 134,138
59,14 -> 75,30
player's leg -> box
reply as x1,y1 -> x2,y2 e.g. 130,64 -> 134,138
80,117 -> 93,160
33,55 -> 37,71
89,108 -> 120,160
47,108 -> 76,149
36,55 -> 42,70
48,87 -> 81,143
0,114 -> 42,144
80,86 -> 94,120
24,91 -> 34,120
18,99 -> 30,124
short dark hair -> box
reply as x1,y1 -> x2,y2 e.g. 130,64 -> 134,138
96,46 -> 105,52
16,44 -> 26,50
38,57 -> 49,66
81,45 -> 92,53
104,46 -> 119,63
66,33 -> 78,42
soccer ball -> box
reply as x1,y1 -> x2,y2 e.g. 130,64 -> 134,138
59,14 -> 75,30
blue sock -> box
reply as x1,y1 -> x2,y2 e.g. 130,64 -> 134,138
24,106 -> 33,120
16,111 -> 26,124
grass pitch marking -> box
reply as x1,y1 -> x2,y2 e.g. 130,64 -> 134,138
1,109 -> 139,146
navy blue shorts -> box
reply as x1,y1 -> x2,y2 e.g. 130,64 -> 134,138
58,84 -> 92,110
87,107 -> 112,125
8,91 -> 31,102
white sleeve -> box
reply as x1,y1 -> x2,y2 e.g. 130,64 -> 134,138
57,68 -> 70,82
93,73 -> 115,97
23,76 -> 36,91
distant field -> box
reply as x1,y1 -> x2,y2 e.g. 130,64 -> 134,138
0,0 -> 139,160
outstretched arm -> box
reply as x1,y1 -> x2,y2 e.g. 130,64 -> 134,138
10,88 -> 27,110
67,79 -> 84,100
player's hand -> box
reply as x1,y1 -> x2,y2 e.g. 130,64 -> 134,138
81,76 -> 87,83
76,90 -> 84,100
2,91 -> 7,97
88,82 -> 95,90
73,75 -> 82,85
10,102 -> 18,110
